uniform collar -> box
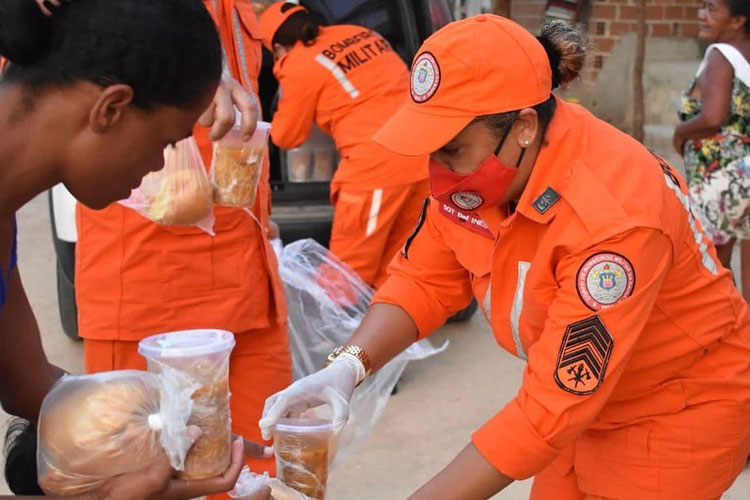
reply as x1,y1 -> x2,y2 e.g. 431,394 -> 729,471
514,97 -> 577,225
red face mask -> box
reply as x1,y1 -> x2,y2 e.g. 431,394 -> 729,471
430,121 -> 526,213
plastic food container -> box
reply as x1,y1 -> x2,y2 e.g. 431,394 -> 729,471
285,126 -> 337,183
138,329 -> 236,480
210,121 -> 270,207
273,418 -> 333,499
286,148 -> 336,183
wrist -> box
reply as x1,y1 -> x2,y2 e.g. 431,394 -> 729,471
325,346 -> 372,385
332,353 -> 367,385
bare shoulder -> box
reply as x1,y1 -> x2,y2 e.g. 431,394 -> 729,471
696,47 -> 735,90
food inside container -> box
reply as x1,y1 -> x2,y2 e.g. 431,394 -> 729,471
138,329 -> 236,480
285,126 -> 337,183
211,121 -> 270,207
273,418 -> 333,499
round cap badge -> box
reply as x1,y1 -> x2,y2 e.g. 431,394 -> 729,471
451,192 -> 484,211
576,252 -> 635,311
411,52 -> 440,103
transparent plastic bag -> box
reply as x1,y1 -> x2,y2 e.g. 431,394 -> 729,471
120,137 -> 215,234
230,466 -> 310,500
275,239 -> 448,464
138,329 -> 236,480
37,369 -> 200,496
210,121 -> 270,208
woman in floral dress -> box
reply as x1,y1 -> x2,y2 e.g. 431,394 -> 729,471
674,0 -> 750,301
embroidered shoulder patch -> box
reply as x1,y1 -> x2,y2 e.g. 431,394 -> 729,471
401,198 -> 430,259
532,187 -> 560,214
576,252 -> 635,311
554,316 -> 613,395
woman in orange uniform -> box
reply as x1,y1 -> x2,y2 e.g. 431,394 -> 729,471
259,3 -> 429,289
75,0 -> 292,488
0,0 -> 258,497
261,16 -> 750,499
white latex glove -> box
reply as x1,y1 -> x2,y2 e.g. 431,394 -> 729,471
259,354 -> 364,440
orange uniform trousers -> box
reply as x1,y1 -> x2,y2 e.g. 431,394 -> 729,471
84,323 -> 292,487
329,179 -> 429,289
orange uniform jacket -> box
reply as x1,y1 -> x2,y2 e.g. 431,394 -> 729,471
76,0 -> 287,341
270,24 -> 427,189
374,100 -> 750,495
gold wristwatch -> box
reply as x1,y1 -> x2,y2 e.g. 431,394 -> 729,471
324,345 -> 373,378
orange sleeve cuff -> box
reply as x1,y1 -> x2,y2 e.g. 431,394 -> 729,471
372,275 -> 451,340
471,399 -> 560,480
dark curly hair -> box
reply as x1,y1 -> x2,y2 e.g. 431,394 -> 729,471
726,0 -> 750,34
3,418 -> 41,495
0,0 -> 222,110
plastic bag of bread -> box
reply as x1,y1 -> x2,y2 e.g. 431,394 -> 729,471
210,121 -> 270,207
120,137 -> 215,234
36,369 -> 200,496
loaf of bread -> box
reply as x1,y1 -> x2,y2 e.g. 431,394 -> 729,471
121,138 -> 213,227
148,167 -> 214,225
37,372 -> 166,496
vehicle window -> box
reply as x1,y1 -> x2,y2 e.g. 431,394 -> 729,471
428,0 -> 452,30
414,0 -> 454,41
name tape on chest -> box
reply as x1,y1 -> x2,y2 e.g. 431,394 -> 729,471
555,315 -> 613,395
438,202 -> 494,239
576,252 -> 635,311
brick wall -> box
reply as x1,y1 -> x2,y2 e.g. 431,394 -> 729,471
511,0 -> 547,33
508,0 -> 701,80
587,0 -> 701,79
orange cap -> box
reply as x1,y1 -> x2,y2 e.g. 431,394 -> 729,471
259,2 -> 307,52
373,15 -> 552,156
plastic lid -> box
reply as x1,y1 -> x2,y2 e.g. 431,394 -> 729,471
273,418 -> 334,434
138,329 -> 236,359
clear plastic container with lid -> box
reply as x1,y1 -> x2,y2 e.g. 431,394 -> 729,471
284,126 -> 337,183
210,117 -> 270,207
273,418 -> 334,499
138,329 -> 236,480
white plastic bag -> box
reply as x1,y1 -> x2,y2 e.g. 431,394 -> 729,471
275,239 -> 447,464
36,369 -> 199,496
229,466 -> 310,500
120,137 -> 215,234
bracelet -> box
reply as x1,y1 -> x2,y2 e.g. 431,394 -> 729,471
324,345 -> 372,379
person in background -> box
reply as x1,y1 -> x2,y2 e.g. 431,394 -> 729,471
260,3 -> 430,289
0,0 -> 264,497
674,0 -> 750,302
74,1 -> 293,497
262,15 -> 750,499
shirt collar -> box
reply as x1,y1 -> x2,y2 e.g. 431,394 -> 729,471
515,97 -> 578,225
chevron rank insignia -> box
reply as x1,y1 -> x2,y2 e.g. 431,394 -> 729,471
554,316 -> 613,395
